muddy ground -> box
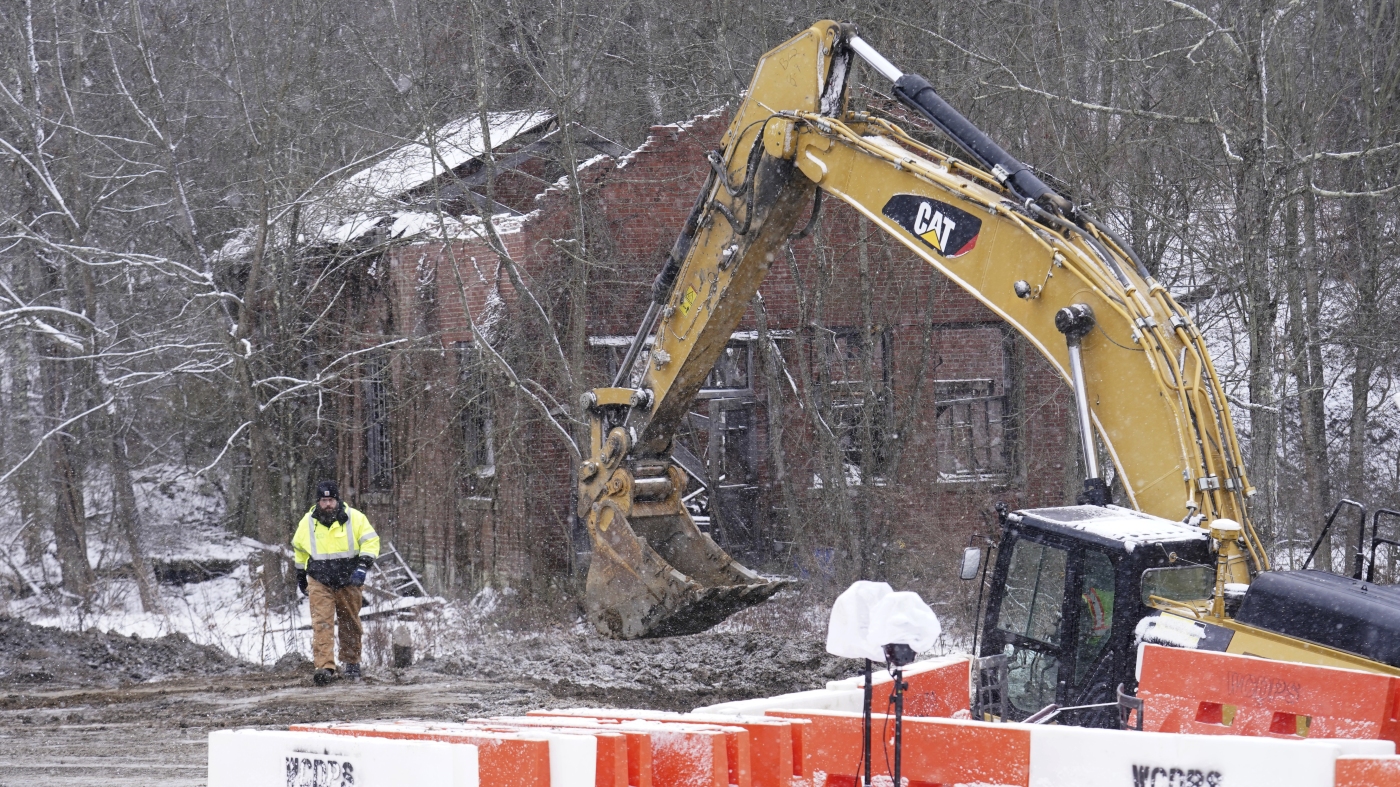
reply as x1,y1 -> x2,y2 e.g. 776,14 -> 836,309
0,615 -> 851,786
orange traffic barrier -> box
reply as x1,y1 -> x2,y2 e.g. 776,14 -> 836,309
590,731 -> 629,787
480,717 -> 646,787
291,721 -> 553,787
625,725 -> 656,787
788,716 -> 811,786
646,725 -> 728,787
505,714 -> 729,787
1337,756 -> 1400,787
1137,644 -> 1400,745
534,709 -> 795,787
864,657 -> 971,718
765,709 -> 1030,787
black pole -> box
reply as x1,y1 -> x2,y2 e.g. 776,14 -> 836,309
862,658 -> 873,787
892,664 -> 907,787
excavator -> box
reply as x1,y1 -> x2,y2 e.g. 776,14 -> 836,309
574,20 -> 1400,720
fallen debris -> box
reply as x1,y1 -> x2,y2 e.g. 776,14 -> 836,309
0,614 -> 251,688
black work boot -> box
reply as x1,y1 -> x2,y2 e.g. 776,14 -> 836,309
343,663 -> 362,680
312,668 -> 338,686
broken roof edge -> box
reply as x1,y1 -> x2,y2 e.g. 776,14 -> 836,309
212,107 -> 729,265
298,110 -> 555,245
327,110 -> 555,204
211,111 -> 553,263
525,107 -> 730,211
614,106 -> 729,170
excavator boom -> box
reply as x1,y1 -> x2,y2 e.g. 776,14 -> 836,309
577,22 -> 1260,639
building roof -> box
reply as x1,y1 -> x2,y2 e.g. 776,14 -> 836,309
301,110 -> 555,246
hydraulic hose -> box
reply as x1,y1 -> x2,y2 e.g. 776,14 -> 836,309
850,36 -> 1071,212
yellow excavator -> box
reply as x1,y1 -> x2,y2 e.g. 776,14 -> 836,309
575,20 -> 1400,718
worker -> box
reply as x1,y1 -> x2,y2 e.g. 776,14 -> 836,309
292,480 -> 380,685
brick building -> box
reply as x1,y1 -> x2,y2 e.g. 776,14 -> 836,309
319,111 -> 1080,597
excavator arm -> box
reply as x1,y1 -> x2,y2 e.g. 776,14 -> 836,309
577,21 -> 1262,639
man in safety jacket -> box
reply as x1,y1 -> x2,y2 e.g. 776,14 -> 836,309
292,480 -> 380,685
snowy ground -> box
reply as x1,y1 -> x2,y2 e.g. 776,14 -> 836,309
0,594 -> 862,787
0,464 -> 880,787
0,466 -> 479,667
0,466 -> 313,665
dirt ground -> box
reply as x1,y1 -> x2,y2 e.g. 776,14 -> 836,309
0,614 -> 851,786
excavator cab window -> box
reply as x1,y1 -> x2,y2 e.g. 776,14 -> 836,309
1140,565 -> 1214,606
1073,551 -> 1116,684
995,538 -> 1068,714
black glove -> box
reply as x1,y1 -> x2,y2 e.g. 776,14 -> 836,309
296,568 -> 308,596
348,555 -> 373,587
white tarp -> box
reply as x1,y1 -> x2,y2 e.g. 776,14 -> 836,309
826,580 -> 893,661
867,591 -> 941,654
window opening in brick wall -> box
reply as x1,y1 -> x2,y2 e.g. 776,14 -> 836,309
590,335 -> 763,397
364,353 -> 393,491
700,342 -> 752,395
591,334 -> 762,557
456,341 -> 495,498
934,378 -> 1009,482
818,328 -> 891,485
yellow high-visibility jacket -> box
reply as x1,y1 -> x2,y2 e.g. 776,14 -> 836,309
292,504 -> 380,587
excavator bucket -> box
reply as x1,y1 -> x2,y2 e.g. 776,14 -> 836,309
583,500 -> 791,639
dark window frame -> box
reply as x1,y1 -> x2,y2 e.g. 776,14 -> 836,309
456,341 -> 495,498
815,326 -> 892,483
364,353 -> 393,492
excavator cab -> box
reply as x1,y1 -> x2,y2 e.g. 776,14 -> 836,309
978,505 -> 1215,726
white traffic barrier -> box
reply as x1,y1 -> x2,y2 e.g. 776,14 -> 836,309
1028,724 -> 1345,787
695,686 -> 863,715
1325,739 -> 1397,756
540,731 -> 598,787
208,729 -> 478,787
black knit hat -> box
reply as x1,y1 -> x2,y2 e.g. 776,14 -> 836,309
315,480 -> 340,500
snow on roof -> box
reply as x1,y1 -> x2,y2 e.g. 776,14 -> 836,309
301,110 -> 554,245
1014,505 -> 1208,549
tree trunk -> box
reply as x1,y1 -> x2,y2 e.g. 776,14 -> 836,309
1291,186 -> 1332,568
1341,189 -> 1381,568
45,357 -> 93,602
250,414 -> 292,606
111,421 -> 161,612
754,293 -> 797,552
5,333 -> 48,565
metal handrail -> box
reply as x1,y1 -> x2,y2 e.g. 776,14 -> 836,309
1301,499 -> 1366,575
1367,509 -> 1400,583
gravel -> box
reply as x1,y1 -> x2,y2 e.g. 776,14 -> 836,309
0,607 -> 863,785
432,628 -> 852,709
0,615 -> 252,689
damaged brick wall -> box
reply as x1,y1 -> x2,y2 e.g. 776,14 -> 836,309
339,110 -> 1076,598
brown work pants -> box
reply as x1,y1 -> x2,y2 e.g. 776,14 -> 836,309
308,577 -> 363,671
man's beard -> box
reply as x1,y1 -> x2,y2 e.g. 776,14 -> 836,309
313,504 -> 341,524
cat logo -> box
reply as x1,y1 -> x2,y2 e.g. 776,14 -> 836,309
881,195 -> 982,258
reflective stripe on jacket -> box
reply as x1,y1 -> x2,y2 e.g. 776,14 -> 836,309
292,505 -> 380,587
